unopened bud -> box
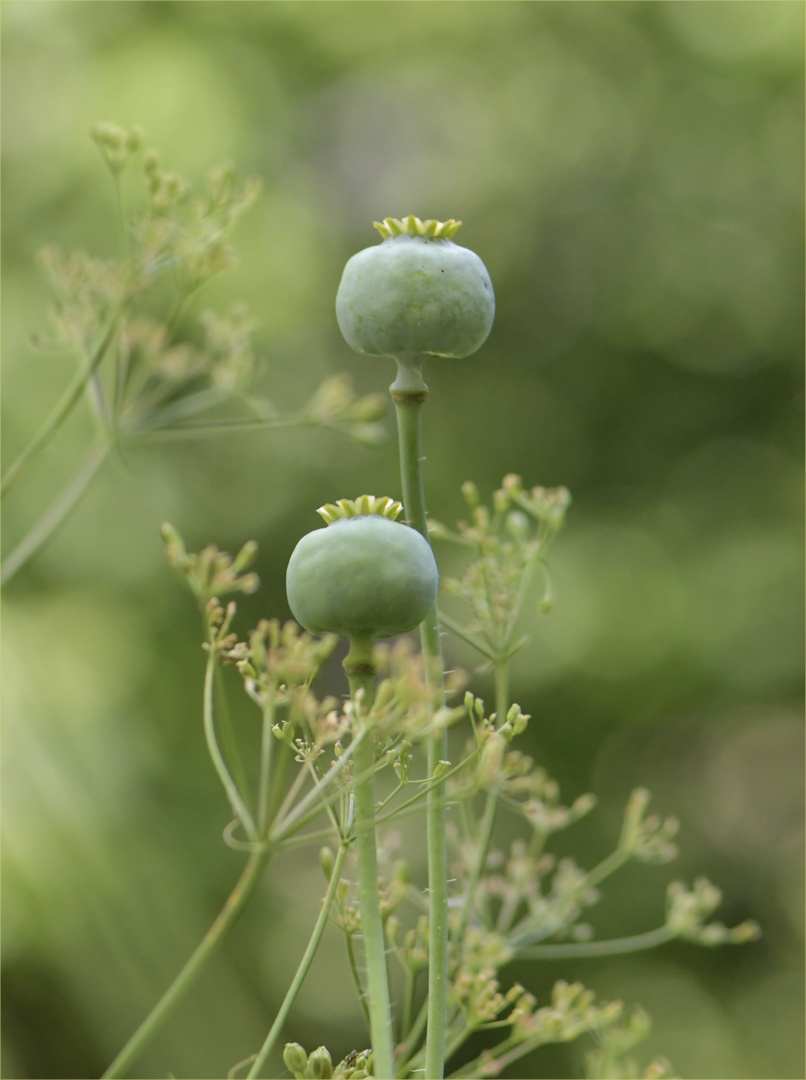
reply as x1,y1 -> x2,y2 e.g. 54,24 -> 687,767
319,846 -> 335,882
283,1043 -> 308,1077
478,732 -> 505,788
307,1045 -> 333,1079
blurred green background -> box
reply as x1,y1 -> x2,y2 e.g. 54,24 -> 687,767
2,2 -> 803,1078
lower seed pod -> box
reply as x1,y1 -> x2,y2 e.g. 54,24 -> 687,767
286,506 -> 438,641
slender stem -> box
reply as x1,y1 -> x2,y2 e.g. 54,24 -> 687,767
2,312 -> 120,497
204,650 -> 259,844
455,658 -> 511,940
132,416 -> 302,441
391,359 -> 449,1080
216,669 -> 255,822
455,791 -> 498,945
257,699 -> 275,836
345,931 -> 372,1029
395,995 -> 429,1077
346,652 -> 396,1080
1,438 -> 112,586
514,923 -> 675,960
246,842 -> 350,1079
271,738 -> 362,843
507,845 -> 632,950
401,966 -> 417,1048
102,845 -> 272,1079
436,608 -> 495,661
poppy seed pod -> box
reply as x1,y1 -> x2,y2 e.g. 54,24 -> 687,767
336,216 -> 494,361
286,501 -> 438,641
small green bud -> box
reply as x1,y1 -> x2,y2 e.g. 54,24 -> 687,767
478,732 -> 505,788
283,1043 -> 308,1078
307,1046 -> 333,1079
432,759 -> 452,780
319,846 -> 335,881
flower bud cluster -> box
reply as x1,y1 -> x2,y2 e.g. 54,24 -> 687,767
665,878 -> 761,946
433,475 -> 571,662
234,618 -> 338,704
301,374 -> 388,448
386,913 -> 430,973
509,980 -> 624,1047
90,121 -> 143,176
161,524 -> 260,607
584,1005 -> 676,1080
282,1043 -> 374,1080
619,788 -> 679,864
367,640 -> 467,741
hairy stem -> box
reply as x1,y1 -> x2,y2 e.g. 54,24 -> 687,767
246,841 -> 350,1079
102,845 -> 272,1079
346,645 -> 395,1079
392,356 -> 449,1080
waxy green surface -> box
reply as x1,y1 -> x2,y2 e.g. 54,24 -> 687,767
286,514 -> 438,639
336,235 -> 495,360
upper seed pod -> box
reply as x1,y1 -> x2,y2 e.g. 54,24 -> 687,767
336,216 -> 495,361
286,496 -> 438,641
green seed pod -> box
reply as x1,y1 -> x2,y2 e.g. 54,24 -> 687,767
286,497 -> 438,641
336,216 -> 494,361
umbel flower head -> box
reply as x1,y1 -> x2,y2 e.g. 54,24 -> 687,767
336,216 -> 495,361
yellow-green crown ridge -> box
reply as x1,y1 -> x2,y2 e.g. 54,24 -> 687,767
372,216 -> 462,240
316,495 -> 404,525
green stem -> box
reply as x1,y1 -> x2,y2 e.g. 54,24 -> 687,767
455,791 -> 498,945
346,645 -> 395,1080
345,930 -> 372,1029
131,416 -> 302,441
216,668 -> 255,823
392,357 -> 449,1080
102,845 -> 272,1079
204,649 -> 259,844
1,438 -> 112,586
257,699 -> 276,836
246,841 -> 350,1079
436,608 -> 495,661
514,923 -> 675,960
2,312 -> 120,497
395,995 -> 429,1077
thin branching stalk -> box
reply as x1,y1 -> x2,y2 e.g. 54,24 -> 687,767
515,924 -> 676,960
246,841 -> 350,1079
1,438 -> 112,586
203,650 -> 260,843
1,312 -> 121,497
102,845 -> 272,1079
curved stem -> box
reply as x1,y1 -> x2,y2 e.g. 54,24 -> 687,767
346,651 -> 396,1080
102,845 -> 272,1079
392,360 -> 449,1080
2,312 -> 120,497
204,650 -> 259,844
246,841 -> 350,1079
513,924 -> 675,960
1,438 -> 112,586
454,660 -> 509,953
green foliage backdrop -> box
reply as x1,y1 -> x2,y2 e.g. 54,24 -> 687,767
2,3 -> 803,1078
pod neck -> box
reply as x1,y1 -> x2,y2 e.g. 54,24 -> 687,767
390,354 -> 429,403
